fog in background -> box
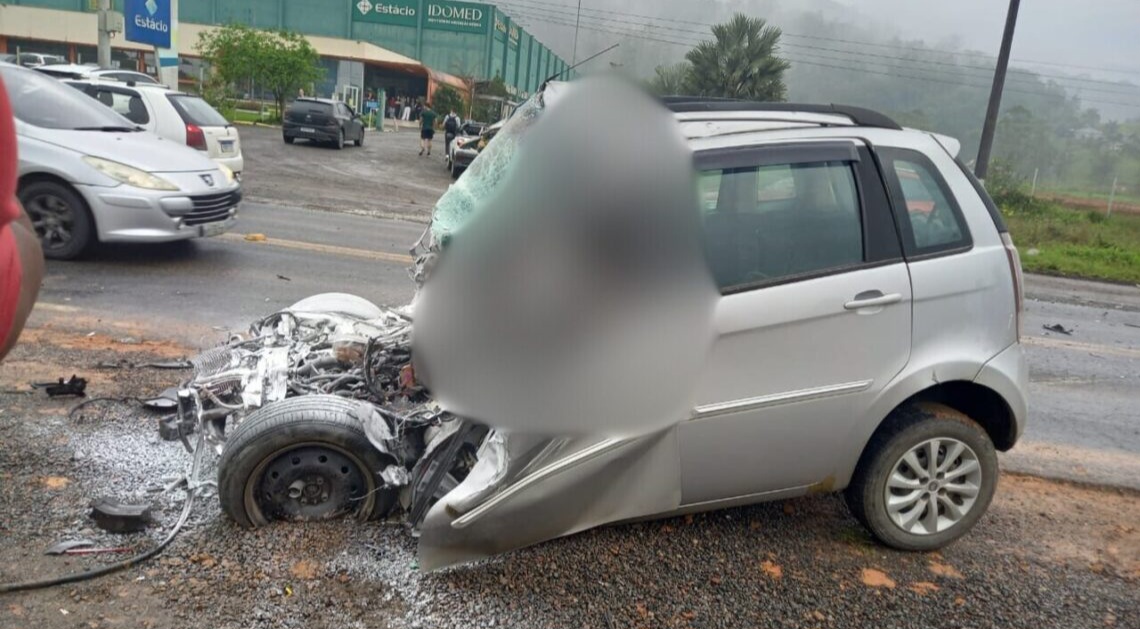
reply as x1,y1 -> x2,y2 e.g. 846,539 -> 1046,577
484,0 -> 1140,193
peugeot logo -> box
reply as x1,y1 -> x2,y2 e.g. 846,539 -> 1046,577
200,174 -> 215,187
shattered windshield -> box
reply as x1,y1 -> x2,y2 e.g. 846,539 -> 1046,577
429,90 -> 549,240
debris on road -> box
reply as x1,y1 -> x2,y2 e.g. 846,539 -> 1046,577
89,498 -> 155,533
44,540 -> 94,555
1043,323 -> 1074,335
31,375 -> 88,397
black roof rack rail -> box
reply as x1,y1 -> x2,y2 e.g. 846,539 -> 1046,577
659,98 -> 902,131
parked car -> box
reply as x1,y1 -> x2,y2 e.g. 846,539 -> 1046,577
16,52 -> 66,68
0,54 -> 17,65
2,63 -> 241,259
37,63 -> 160,84
447,119 -> 503,179
282,97 -> 365,149
65,79 -> 243,179
202,80 -> 1028,572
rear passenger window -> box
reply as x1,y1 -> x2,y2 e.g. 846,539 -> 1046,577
699,160 -> 865,290
880,149 -> 970,255
92,88 -> 149,125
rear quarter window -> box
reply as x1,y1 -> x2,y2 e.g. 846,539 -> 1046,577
167,94 -> 229,127
878,147 -> 972,258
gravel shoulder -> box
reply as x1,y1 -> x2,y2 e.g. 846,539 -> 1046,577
1,329 -> 1137,629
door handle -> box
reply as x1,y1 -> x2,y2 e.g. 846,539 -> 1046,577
844,292 -> 903,311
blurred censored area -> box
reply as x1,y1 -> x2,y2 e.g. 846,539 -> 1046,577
414,75 -> 719,438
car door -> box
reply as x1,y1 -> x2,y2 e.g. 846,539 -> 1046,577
678,139 -> 913,505
344,103 -> 363,140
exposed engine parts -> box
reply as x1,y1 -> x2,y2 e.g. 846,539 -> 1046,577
164,294 -> 483,528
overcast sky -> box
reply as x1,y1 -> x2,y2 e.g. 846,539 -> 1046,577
831,0 -> 1140,77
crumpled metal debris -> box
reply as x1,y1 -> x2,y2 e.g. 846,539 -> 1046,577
171,293 -> 477,523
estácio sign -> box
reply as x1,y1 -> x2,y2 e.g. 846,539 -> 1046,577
353,0 -> 418,27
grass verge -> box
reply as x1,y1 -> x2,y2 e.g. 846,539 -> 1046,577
999,191 -> 1140,284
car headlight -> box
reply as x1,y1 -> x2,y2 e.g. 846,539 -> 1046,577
217,163 -> 235,184
82,156 -> 179,191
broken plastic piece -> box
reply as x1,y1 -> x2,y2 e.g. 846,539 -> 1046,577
89,498 -> 155,533
32,376 -> 87,398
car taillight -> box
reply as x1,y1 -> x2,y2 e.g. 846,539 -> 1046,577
186,124 -> 207,151
1001,232 -> 1024,340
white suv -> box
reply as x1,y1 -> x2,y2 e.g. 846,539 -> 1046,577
65,79 -> 244,179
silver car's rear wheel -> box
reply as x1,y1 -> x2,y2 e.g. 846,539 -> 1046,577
845,403 -> 997,551
884,437 -> 983,535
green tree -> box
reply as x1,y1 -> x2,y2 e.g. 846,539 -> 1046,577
255,30 -> 323,120
432,85 -> 466,122
197,25 -> 323,121
684,14 -> 790,101
647,62 -> 691,96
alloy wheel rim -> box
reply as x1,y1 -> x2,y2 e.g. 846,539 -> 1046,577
27,193 -> 75,250
884,437 -> 982,535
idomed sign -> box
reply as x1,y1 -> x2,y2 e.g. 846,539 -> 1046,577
124,0 -> 171,48
353,0 -> 487,33
424,1 -> 487,33
353,0 -> 418,27
508,23 -> 520,48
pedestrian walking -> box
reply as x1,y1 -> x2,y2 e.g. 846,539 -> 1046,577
443,109 -> 461,156
419,102 -> 438,157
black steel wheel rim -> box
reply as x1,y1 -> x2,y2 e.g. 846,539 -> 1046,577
253,443 -> 370,521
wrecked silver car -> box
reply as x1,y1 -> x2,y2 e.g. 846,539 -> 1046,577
174,77 -> 1028,571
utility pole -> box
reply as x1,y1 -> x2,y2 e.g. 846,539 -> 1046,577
571,0 -> 583,65
97,0 -> 112,68
975,0 -> 1021,182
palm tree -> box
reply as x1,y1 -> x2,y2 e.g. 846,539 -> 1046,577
647,62 -> 692,96
685,14 -> 790,101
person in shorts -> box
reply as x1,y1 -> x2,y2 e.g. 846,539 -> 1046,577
419,102 -> 438,157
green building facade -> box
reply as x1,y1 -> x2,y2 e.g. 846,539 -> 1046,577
4,0 -> 570,97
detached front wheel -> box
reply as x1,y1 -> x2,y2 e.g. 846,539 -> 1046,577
845,403 -> 998,551
218,396 -> 398,528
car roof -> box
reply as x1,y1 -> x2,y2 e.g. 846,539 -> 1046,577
294,97 -> 337,105
65,77 -> 177,92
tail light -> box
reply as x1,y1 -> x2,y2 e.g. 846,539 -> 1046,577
1001,232 -> 1024,340
186,124 -> 207,151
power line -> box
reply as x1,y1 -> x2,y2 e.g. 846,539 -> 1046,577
501,7 -> 1140,111
496,0 -> 1140,95
495,0 -> 1140,78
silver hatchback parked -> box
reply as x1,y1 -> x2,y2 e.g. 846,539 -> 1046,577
2,63 -> 240,259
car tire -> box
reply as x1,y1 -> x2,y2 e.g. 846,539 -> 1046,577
284,135 -> 295,144
355,129 -> 364,147
335,129 -> 344,150
18,179 -> 95,260
217,395 -> 399,529
845,403 -> 998,552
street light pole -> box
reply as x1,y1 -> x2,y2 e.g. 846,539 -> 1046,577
975,0 -> 1022,182
571,0 -> 583,65
97,0 -> 112,68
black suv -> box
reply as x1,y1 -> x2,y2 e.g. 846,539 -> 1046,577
283,98 -> 365,149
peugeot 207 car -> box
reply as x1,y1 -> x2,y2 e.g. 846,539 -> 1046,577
196,80 -> 1027,571
283,97 -> 365,149
2,63 -> 240,259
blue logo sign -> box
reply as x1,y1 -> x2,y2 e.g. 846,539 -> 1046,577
124,0 -> 171,48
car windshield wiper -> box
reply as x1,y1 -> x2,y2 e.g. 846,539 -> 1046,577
73,125 -> 142,132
